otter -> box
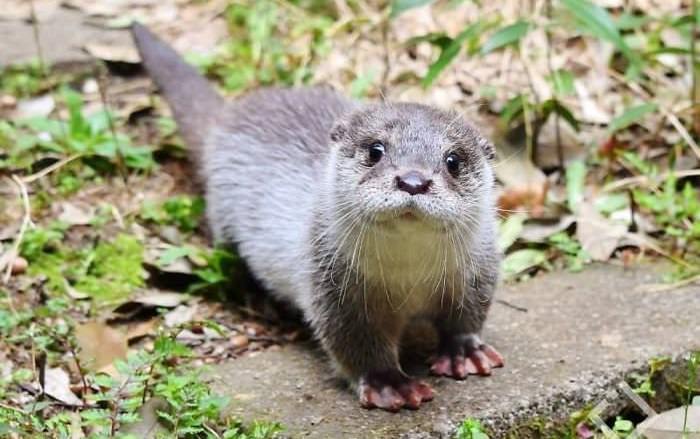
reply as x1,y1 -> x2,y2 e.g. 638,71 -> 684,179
132,23 -> 503,412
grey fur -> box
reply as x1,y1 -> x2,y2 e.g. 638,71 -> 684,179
133,25 -> 500,394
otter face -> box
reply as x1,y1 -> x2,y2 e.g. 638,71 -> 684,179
329,102 -> 495,230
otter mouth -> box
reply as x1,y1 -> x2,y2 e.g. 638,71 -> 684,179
398,210 -> 419,221
374,206 -> 446,231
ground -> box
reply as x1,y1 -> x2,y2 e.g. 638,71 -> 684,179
0,0 -> 699,438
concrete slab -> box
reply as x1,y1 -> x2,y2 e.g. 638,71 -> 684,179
0,7 -> 131,67
208,264 -> 700,438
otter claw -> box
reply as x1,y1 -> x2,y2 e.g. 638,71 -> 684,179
359,370 -> 434,411
430,342 -> 504,380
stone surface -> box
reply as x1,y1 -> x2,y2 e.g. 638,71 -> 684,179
0,7 -> 131,67
208,264 -> 700,438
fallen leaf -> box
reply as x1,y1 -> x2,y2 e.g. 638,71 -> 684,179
494,139 -> 549,217
164,304 -> 197,327
501,249 -> 547,279
57,202 -> 94,226
520,215 -> 576,243
498,213 -> 527,251
75,322 -> 128,373
13,94 -> 55,119
130,291 -> 190,308
176,327 -> 224,342
84,43 -> 140,64
575,202 -> 628,261
43,367 -> 83,406
126,318 -> 160,342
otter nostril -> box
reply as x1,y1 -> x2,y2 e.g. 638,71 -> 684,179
396,171 -> 432,195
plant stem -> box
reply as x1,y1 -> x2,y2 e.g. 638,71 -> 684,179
95,65 -> 129,185
692,0 -> 699,135
682,352 -> 699,437
27,0 -> 46,76
545,0 -> 564,177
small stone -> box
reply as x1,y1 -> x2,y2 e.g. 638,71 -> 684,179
0,94 -> 16,107
11,256 -> 28,275
231,334 -> 249,349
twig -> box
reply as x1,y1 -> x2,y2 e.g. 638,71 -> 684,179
95,64 -> 129,185
607,69 -> 700,160
664,110 -> 700,160
21,153 -> 83,184
2,176 -> 34,294
69,343 -> 89,404
638,272 -> 700,293
692,0 -> 698,134
496,299 -> 528,313
27,0 -> 46,75
545,0 -> 563,177
602,169 -> 700,192
624,232 -> 695,269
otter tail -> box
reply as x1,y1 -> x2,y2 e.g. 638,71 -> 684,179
131,23 -> 223,160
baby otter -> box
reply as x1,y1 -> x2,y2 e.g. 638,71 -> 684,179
132,23 -> 503,412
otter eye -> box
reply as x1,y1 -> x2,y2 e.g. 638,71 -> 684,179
445,152 -> 461,177
367,142 -> 385,165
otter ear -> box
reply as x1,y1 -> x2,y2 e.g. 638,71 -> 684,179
481,138 -> 495,160
329,120 -> 348,142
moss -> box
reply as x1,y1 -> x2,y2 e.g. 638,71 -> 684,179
74,234 -> 144,302
24,230 -> 144,304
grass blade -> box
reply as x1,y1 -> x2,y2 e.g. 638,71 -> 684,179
609,102 -> 657,133
422,22 -> 483,87
481,20 -> 530,54
560,0 -> 642,72
390,0 -> 433,18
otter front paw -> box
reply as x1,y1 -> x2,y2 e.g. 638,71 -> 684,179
358,369 -> 434,412
430,334 -> 503,379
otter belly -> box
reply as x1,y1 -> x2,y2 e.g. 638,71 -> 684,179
358,219 -> 466,316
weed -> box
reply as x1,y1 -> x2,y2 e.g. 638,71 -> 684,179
21,227 -> 145,303
682,351 -> 700,435
197,0 -> 333,92
0,300 -> 283,438
1,86 -> 155,176
629,355 -> 671,397
0,61 -> 49,97
141,195 -> 205,233
548,232 -> 591,272
456,418 -> 489,439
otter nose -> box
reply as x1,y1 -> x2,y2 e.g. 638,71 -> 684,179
396,171 -> 432,195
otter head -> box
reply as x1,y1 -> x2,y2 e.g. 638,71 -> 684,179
328,102 -> 495,233
324,102 -> 496,296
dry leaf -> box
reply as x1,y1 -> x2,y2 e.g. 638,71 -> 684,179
494,139 -> 549,217
131,291 -> 190,308
57,202 -> 94,226
520,215 -> 576,243
84,43 -> 140,64
75,321 -> 128,373
13,94 -> 55,119
575,202 -> 628,261
176,327 -> 224,342
126,318 -> 160,341
164,304 -> 197,327
43,367 -> 83,406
